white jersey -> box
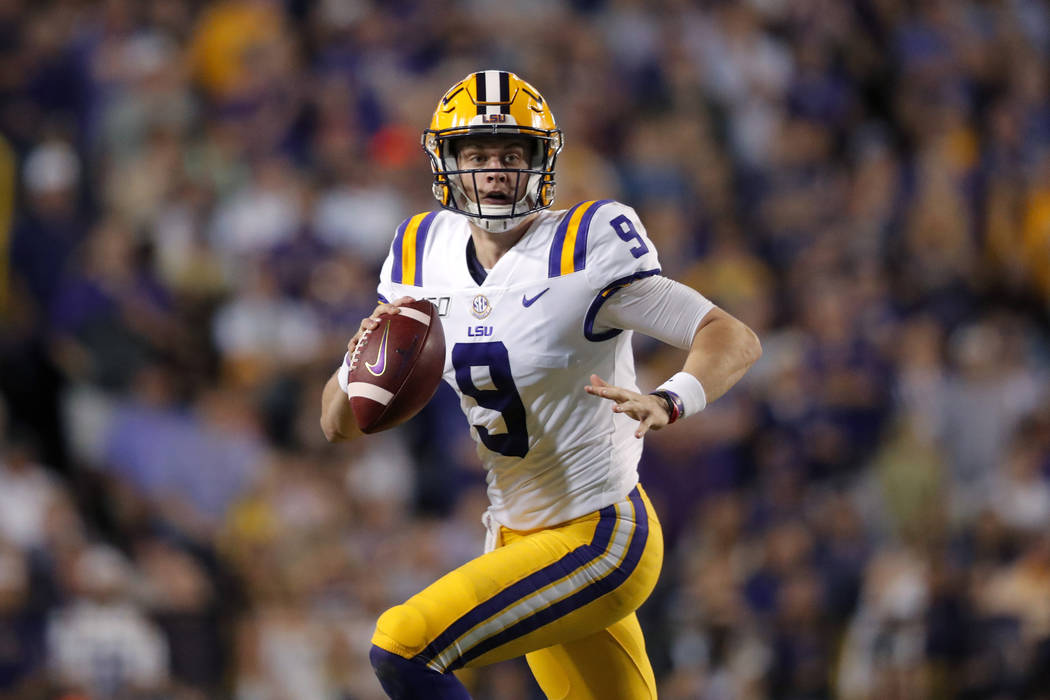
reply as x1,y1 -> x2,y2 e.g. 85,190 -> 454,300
378,200 -> 661,531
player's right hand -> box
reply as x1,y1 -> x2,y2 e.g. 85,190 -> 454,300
585,374 -> 672,438
347,297 -> 415,359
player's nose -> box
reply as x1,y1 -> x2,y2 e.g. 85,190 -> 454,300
484,168 -> 509,183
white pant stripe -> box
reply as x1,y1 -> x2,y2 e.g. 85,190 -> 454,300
428,500 -> 637,671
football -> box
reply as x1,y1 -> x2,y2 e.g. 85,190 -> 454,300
346,299 -> 446,434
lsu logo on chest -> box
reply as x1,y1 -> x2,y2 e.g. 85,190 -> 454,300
460,286 -> 559,338
468,293 -> 493,336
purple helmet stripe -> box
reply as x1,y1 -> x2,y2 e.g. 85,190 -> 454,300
499,71 -> 510,113
474,72 -> 486,115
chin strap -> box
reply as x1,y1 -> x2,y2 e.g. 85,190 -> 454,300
458,191 -> 533,232
467,213 -> 530,233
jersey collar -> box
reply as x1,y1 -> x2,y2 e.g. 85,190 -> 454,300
465,237 -> 488,285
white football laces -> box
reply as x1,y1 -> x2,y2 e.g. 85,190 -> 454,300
348,324 -> 375,371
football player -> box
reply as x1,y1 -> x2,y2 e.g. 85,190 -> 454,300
321,70 -> 761,698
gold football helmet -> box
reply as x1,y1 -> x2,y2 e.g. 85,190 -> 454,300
423,70 -> 563,232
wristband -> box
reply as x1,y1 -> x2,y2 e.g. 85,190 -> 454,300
336,352 -> 351,394
649,390 -> 683,424
653,371 -> 707,419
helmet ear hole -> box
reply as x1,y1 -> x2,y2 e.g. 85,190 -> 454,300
540,182 -> 556,207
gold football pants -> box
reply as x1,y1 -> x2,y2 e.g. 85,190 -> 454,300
371,484 -> 663,699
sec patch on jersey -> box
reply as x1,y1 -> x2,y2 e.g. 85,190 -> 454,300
346,299 -> 445,434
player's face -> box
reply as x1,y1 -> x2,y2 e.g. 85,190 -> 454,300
454,137 -> 532,205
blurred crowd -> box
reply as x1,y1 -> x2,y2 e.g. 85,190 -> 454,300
1,0 -> 1049,698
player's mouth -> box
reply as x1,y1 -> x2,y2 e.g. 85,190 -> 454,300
481,192 -> 513,204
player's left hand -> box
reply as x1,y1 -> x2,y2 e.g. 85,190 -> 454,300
585,374 -> 671,438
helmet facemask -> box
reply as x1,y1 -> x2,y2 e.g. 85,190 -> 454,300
425,127 -> 561,233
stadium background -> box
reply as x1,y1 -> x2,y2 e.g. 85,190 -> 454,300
1,0 -> 1049,698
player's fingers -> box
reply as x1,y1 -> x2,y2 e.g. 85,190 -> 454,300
613,399 -> 651,424
634,415 -> 654,439
371,297 -> 412,319
371,296 -> 414,318
584,375 -> 605,395
590,385 -> 631,402
585,376 -> 634,403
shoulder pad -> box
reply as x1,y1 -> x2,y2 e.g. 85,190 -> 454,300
547,200 -> 616,278
390,211 -> 440,286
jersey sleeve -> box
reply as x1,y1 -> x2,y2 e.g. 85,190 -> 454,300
377,252 -> 394,304
593,274 -> 714,347
580,201 -> 661,291
377,211 -> 440,302
552,201 -> 664,341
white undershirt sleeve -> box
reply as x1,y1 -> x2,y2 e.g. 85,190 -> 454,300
593,275 -> 715,349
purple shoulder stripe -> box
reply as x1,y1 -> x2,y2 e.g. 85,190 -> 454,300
547,201 -> 587,278
390,218 -> 410,284
571,199 -> 614,273
412,211 -> 438,286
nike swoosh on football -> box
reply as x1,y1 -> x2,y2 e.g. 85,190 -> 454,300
522,288 -> 550,307
365,323 -> 391,376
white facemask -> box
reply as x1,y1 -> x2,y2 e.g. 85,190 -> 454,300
449,171 -> 542,233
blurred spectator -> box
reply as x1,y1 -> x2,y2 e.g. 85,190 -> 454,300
212,258 -> 323,387
99,371 -> 264,542
188,0 -> 287,103
0,428 -> 64,555
207,157 -> 304,267
312,165 -> 406,266
46,543 -> 169,697
988,424 -> 1050,537
135,536 -> 224,695
941,316 -> 1046,514
0,543 -> 47,695
837,545 -> 931,700
9,138 -> 83,312
49,218 -> 175,392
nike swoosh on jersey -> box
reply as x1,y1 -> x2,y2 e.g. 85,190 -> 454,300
521,288 -> 550,307
365,323 -> 391,376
